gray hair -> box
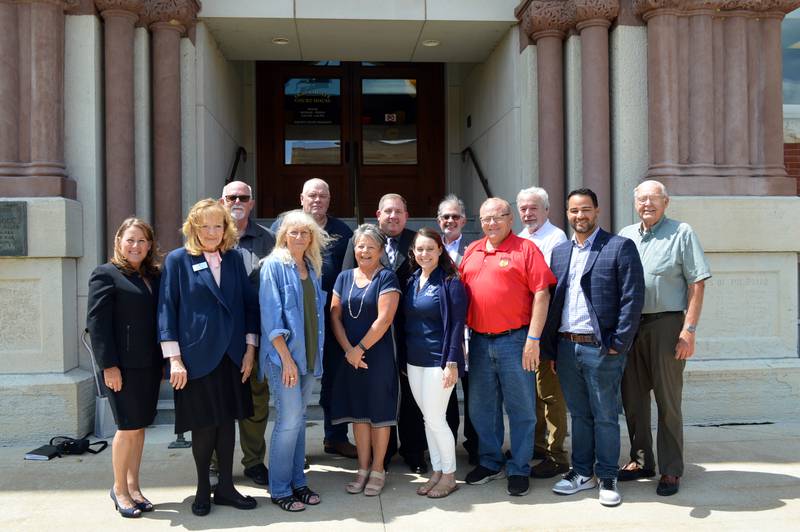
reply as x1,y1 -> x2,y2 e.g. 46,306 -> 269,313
302,178 -> 330,194
353,223 -> 386,249
634,180 -> 669,199
437,194 -> 466,218
222,180 -> 253,196
516,186 -> 550,210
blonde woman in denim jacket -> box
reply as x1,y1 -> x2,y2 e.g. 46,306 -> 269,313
260,210 -> 330,512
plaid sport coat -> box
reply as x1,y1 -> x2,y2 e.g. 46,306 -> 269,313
541,228 -> 645,360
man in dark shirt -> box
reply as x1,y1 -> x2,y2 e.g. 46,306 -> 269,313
218,180 -> 275,487
273,178 -> 357,458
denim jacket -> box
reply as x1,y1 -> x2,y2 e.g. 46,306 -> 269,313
258,254 -> 326,379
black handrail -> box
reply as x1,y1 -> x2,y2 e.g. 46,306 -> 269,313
462,147 -> 492,198
227,146 -> 247,183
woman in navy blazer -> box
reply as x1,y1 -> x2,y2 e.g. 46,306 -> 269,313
401,228 -> 468,499
87,218 -> 161,518
158,199 -> 259,517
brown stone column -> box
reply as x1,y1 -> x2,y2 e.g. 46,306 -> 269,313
575,1 -> 618,229
97,0 -> 142,252
687,6 -> 715,168
635,0 -> 797,195
145,0 -> 197,249
0,0 -> 19,164
520,1 -> 574,229
0,0 -> 75,197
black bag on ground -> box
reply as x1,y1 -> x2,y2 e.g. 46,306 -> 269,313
49,434 -> 108,455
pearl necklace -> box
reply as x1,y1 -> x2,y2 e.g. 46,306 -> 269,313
348,267 -> 379,319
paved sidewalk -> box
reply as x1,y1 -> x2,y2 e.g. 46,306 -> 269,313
1,420 -> 799,531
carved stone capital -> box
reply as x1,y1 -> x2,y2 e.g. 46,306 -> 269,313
522,0 -> 576,41
574,0 -> 620,26
95,0 -> 143,14
633,0 -> 684,16
722,0 -> 800,12
16,0 -> 69,7
142,0 -> 198,29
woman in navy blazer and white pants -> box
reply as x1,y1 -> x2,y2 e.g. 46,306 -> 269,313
158,199 -> 259,517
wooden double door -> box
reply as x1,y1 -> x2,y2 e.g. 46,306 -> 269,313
256,62 -> 445,219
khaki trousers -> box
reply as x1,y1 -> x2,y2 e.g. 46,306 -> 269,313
534,360 -> 569,465
621,312 -> 685,477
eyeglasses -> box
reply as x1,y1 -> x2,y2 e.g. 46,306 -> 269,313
287,230 -> 311,239
224,194 -> 251,203
439,214 -> 462,221
479,213 -> 510,224
635,195 -> 665,205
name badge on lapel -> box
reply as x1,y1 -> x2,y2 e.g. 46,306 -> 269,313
192,262 -> 209,272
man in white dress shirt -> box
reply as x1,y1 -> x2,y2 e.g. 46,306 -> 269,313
516,187 -> 570,479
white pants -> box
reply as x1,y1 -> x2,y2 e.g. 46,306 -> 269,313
407,363 -> 457,474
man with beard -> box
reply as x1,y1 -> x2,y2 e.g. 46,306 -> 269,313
272,178 -> 358,458
217,180 -> 275,486
516,187 -> 569,479
542,188 -> 644,507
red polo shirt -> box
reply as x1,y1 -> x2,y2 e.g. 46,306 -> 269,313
460,233 -> 556,334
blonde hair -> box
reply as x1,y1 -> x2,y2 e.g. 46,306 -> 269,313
111,217 -> 161,277
269,210 -> 331,277
182,199 -> 239,255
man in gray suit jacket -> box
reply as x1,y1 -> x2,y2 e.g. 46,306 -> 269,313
437,194 -> 477,464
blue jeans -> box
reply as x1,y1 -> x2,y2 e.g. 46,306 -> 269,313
468,328 -> 537,476
266,359 -> 315,499
556,338 -> 625,480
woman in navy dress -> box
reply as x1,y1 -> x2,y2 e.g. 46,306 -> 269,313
330,224 -> 401,497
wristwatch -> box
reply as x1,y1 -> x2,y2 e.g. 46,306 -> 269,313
685,325 -> 697,333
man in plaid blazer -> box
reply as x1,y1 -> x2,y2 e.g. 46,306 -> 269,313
541,188 -> 644,507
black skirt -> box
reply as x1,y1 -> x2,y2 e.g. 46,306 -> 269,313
173,354 -> 254,434
105,365 -> 162,430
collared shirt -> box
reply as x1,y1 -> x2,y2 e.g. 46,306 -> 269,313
404,267 -> 444,367
619,216 -> 711,314
386,237 -> 399,269
444,234 -> 463,264
518,219 -> 567,266
460,232 -> 556,334
559,226 -> 600,334
238,220 -> 276,287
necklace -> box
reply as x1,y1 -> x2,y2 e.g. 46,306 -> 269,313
348,267 -> 379,319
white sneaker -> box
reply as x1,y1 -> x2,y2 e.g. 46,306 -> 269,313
598,477 -> 622,507
552,469 -> 597,495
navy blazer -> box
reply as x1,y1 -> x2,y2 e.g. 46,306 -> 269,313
400,268 -> 469,377
158,247 -> 259,380
541,229 -> 645,361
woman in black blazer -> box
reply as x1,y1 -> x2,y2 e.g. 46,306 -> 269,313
87,218 -> 162,519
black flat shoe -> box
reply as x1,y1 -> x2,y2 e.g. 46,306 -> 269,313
191,497 -> 211,516
213,492 -> 257,510
110,489 -> 142,518
617,462 -> 656,481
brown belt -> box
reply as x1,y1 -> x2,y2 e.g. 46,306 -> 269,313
559,332 -> 599,345
474,327 -> 525,338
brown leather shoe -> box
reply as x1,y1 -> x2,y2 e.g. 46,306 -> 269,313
656,475 -> 680,496
324,440 -> 358,459
617,461 -> 656,481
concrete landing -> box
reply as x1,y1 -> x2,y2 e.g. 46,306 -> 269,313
1,420 -> 799,531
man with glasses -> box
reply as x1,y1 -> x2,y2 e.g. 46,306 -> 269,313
618,180 -> 710,497
516,187 -> 570,480
217,180 -> 275,487
459,197 -> 555,497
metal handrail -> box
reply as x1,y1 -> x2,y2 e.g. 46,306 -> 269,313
227,146 -> 247,183
462,146 -> 492,198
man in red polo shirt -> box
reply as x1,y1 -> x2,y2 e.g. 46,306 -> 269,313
459,197 -> 556,497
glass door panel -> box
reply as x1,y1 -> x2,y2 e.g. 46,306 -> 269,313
360,79 -> 418,165
284,78 -> 342,165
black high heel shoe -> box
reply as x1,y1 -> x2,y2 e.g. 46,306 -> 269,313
133,495 -> 154,512
110,489 -> 142,518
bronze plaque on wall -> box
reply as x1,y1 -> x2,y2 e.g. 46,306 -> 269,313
0,202 -> 27,256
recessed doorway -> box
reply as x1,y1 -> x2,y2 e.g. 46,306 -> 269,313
255,61 -> 445,219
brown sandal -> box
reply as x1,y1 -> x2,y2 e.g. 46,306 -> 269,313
416,477 -> 439,496
427,480 -> 459,499
346,469 -> 369,494
363,470 -> 385,497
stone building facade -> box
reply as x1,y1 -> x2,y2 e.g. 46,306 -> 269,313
1,0 -> 799,443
